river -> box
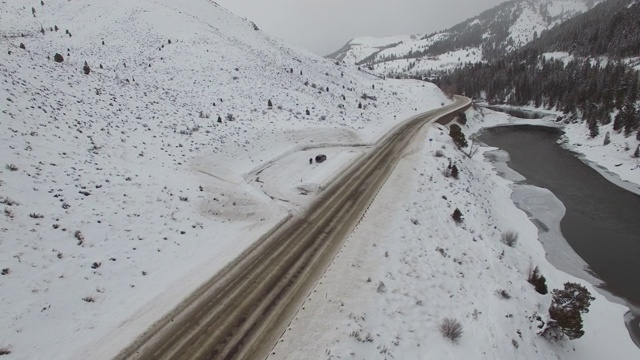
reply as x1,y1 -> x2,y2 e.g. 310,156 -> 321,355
478,122 -> 640,346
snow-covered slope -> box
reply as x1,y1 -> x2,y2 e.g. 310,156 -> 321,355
328,0 -> 600,77
0,0 -> 449,358
326,34 -> 420,64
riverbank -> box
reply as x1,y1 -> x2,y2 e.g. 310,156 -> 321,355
477,104 -> 640,193
468,108 -> 640,351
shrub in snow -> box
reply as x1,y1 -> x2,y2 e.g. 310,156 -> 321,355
634,145 -> 640,158
29,213 -> 44,219
0,347 -> 11,355
449,124 -> 468,148
1,268 -> 10,275
451,164 -> 459,179
82,296 -> 95,303
305,109 -> 310,116
457,112 -> 467,125
217,115 -> 222,123
501,230 -> 518,247
83,62 -> 91,75
74,230 -> 84,245
267,99 -> 273,108
440,318 -> 463,342
542,282 -> 594,340
434,150 -> 444,157
226,113 -> 235,121
452,208 -> 463,223
496,289 -> 511,299
376,281 -> 386,293
528,266 -> 548,295
5,164 -> 18,171
53,53 -> 64,63
19,43 -> 25,49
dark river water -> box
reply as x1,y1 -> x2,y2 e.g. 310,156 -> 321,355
479,125 -> 640,308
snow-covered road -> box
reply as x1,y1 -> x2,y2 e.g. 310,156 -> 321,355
113,97 -> 471,360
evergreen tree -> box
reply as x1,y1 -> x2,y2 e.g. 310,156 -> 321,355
449,124 -> 468,148
546,282 -> 595,340
267,99 -> 273,108
588,117 -> 599,138
603,132 -> 611,145
452,208 -> 463,223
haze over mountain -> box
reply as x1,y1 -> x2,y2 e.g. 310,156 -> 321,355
328,0 -> 601,77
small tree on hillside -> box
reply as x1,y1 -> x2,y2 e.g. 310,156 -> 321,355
449,124 -> 468,148
603,132 -> 611,145
633,145 -> 640,158
527,266 -> 548,295
267,99 -> 273,109
543,282 -> 594,340
452,208 -> 463,223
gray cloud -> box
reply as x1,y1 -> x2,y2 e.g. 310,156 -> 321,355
215,0 -> 506,55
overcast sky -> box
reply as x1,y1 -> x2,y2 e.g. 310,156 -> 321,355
215,0 -> 506,55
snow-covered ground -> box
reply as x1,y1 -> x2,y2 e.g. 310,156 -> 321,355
1,0 -> 638,359
0,1 -> 450,358
268,108 -> 640,359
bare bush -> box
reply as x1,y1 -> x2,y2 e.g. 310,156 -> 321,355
74,230 -> 84,246
501,231 -> 518,247
377,281 -> 387,293
440,318 -> 463,342
496,289 -> 511,299
82,296 -> 95,303
434,150 -> 444,157
29,212 -> 44,219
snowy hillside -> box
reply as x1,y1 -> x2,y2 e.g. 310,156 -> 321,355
328,0 -> 600,77
0,0 -> 450,358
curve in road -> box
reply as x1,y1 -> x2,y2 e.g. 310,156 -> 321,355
115,96 -> 471,360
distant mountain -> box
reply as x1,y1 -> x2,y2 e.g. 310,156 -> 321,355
328,0 -> 600,77
436,0 -> 640,139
